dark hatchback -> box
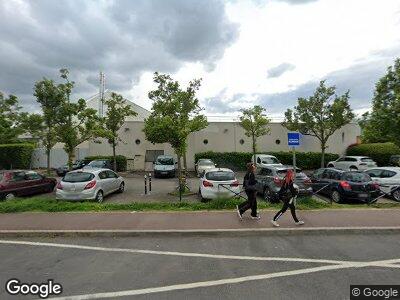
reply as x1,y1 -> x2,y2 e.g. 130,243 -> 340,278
310,168 -> 381,203
56,160 -> 87,176
0,170 -> 57,200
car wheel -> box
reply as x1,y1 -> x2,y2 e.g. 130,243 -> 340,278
118,182 -> 125,193
46,183 -> 56,193
331,190 -> 342,203
392,189 -> 400,202
263,187 -> 273,202
349,166 -> 358,171
95,191 -> 104,203
5,193 -> 16,201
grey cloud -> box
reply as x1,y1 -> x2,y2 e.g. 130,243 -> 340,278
275,0 -> 319,4
0,0 -> 238,109
267,63 -> 296,78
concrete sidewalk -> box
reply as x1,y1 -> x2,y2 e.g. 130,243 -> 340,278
0,209 -> 399,235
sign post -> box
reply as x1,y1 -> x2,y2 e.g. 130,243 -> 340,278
287,132 -> 301,176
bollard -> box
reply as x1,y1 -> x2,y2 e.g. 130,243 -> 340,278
148,173 -> 152,193
144,174 -> 147,195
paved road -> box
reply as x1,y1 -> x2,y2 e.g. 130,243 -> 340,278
1,233 -> 400,299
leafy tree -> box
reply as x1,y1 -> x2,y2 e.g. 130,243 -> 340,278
56,69 -> 102,170
30,78 -> 65,174
144,72 -> 208,184
239,105 -> 271,163
360,58 -> 400,145
283,81 -> 354,167
0,92 -> 24,143
102,92 -> 137,171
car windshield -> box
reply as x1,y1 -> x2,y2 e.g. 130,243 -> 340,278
343,172 -> 371,182
63,172 -> 95,182
88,161 -> 106,168
261,157 -> 279,164
156,158 -> 173,165
199,160 -> 214,166
206,171 -> 235,181
361,158 -> 374,162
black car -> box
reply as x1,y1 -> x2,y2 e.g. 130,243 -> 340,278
255,165 -> 313,203
310,168 -> 381,203
389,155 -> 400,167
56,160 -> 87,176
84,159 -> 113,170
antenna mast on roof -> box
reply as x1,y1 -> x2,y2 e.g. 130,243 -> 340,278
99,71 -> 105,117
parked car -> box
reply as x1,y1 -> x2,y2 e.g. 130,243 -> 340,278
252,154 -> 282,168
310,168 -> 380,203
195,159 -> 216,177
389,155 -> 400,167
0,170 -> 57,200
365,167 -> 400,202
84,159 -> 113,170
199,168 -> 240,201
56,160 -> 87,177
327,156 -> 377,171
153,155 -> 176,178
56,169 -> 124,202
255,165 -> 313,203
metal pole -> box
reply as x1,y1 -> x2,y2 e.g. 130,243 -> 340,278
148,173 -> 152,193
292,146 -> 297,177
145,175 -> 148,195
179,176 -> 182,202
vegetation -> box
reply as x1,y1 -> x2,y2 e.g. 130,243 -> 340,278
0,92 -> 25,143
102,92 -> 137,171
239,105 -> 271,164
360,58 -> 400,146
347,142 -> 400,166
144,72 -> 208,186
283,81 -> 354,167
195,151 -> 339,171
0,143 -> 35,169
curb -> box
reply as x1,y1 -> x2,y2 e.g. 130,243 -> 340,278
1,227 -> 400,237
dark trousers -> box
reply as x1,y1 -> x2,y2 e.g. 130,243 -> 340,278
238,191 -> 257,217
273,197 -> 299,222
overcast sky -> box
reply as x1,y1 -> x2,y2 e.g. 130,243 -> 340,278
1,0 -> 399,119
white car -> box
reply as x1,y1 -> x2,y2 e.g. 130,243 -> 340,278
252,154 -> 282,168
327,156 -> 377,171
199,168 -> 240,200
56,168 -> 124,202
195,159 -> 216,177
365,167 -> 400,202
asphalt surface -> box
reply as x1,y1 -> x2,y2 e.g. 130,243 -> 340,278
1,233 -> 400,299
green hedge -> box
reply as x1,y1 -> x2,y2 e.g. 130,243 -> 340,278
0,143 -> 35,169
83,155 -> 127,172
347,143 -> 400,166
194,151 -> 339,171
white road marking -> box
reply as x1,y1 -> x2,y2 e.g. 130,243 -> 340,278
0,239 -> 398,299
0,239 -> 349,265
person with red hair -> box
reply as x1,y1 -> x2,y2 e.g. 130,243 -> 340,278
271,169 -> 304,227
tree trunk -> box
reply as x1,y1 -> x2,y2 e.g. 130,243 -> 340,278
112,142 -> 117,172
321,141 -> 326,168
183,151 -> 187,176
252,133 -> 257,164
68,148 -> 75,171
46,147 -> 51,175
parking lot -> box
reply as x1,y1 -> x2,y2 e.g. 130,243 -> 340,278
1,232 -> 400,299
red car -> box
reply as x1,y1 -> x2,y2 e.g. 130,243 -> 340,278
0,170 -> 57,200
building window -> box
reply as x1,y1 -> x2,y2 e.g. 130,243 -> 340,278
203,139 -> 208,145
135,139 -> 141,145
239,139 -> 245,145
275,139 -> 281,145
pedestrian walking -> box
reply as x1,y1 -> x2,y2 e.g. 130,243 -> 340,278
236,162 -> 260,220
271,169 -> 304,227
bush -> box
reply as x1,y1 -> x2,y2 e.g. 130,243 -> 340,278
83,155 -> 127,171
0,143 -> 35,169
194,151 -> 339,171
347,142 -> 400,166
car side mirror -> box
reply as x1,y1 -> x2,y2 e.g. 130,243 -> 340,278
175,162 -> 178,164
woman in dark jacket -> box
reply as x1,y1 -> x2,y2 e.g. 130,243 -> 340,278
271,169 -> 304,227
236,162 -> 260,220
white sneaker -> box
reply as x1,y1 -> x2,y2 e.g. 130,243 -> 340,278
236,205 -> 243,220
271,220 -> 280,227
250,215 -> 261,220
295,220 -> 305,226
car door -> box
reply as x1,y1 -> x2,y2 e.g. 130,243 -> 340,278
255,168 -> 267,192
98,171 -> 111,195
310,169 -> 327,192
24,172 -> 44,195
8,171 -> 28,196
334,157 -> 346,169
106,170 -> 120,192
380,170 -> 399,194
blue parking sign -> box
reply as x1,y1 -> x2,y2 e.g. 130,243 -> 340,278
288,132 -> 300,147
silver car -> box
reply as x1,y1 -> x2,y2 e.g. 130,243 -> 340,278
56,168 -> 124,202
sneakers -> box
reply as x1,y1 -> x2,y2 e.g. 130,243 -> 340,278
236,205 -> 243,220
271,220 -> 280,227
295,220 -> 305,226
250,214 -> 261,220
